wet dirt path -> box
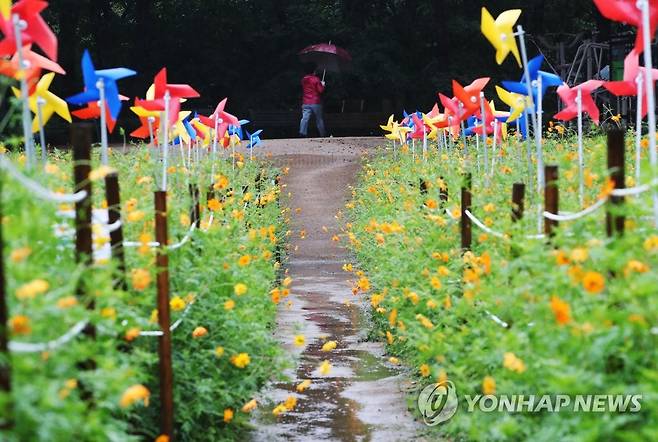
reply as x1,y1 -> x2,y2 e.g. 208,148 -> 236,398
248,139 -> 421,442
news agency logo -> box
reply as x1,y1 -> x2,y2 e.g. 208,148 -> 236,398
417,382 -> 643,426
417,381 -> 459,426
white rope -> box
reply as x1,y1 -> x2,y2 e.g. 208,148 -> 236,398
9,320 -> 88,353
610,178 -> 658,196
139,299 -> 196,337
486,310 -> 509,328
168,223 -> 196,250
201,213 -> 215,232
0,155 -> 87,203
445,208 -> 458,220
464,209 -> 507,239
124,240 -> 160,248
543,197 -> 606,221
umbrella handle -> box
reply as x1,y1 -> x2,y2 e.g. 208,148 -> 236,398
322,69 -> 326,82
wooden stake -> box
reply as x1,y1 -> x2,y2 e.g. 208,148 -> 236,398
544,165 -> 559,237
511,183 -> 525,222
439,176 -> 448,207
189,184 -> 200,228
154,190 -> 174,438
606,129 -> 625,237
105,173 -> 126,290
461,173 -> 472,251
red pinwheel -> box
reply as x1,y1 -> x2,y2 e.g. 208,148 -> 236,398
131,116 -> 160,140
452,77 -> 490,118
71,95 -> 128,133
0,44 -> 64,93
604,49 -> 658,117
554,80 -> 604,124
135,68 -> 200,126
409,113 -> 427,140
0,0 -> 57,61
593,0 -> 658,52
427,103 -> 441,119
471,99 -> 496,135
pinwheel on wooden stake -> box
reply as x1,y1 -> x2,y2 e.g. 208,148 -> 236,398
595,0 -> 658,226
480,7 -> 522,66
66,50 -> 136,166
554,80 -> 603,208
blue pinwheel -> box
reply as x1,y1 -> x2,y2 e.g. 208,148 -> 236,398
246,129 -> 263,161
228,119 -> 250,140
66,50 -> 136,120
501,55 -> 562,104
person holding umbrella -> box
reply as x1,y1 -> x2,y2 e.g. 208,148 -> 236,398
299,63 -> 326,138
298,42 -> 352,138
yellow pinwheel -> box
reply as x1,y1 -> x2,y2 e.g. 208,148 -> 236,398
481,7 -> 522,67
170,111 -> 192,144
489,100 -> 509,140
380,114 -> 395,132
14,72 -> 71,132
191,118 -> 211,146
0,0 -> 11,20
495,85 -> 528,122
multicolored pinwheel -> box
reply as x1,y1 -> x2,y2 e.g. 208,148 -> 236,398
481,7 -> 522,66
134,68 -> 200,127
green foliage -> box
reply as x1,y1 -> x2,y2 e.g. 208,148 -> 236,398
1,148 -> 286,441
347,133 -> 658,441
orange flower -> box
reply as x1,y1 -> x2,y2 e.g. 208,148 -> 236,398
119,384 -> 150,408
125,327 -> 140,342
223,408 -> 234,423
192,326 -> 208,338
482,376 -> 496,395
238,255 -> 251,267
624,260 -> 649,276
131,268 -> 151,291
554,250 -> 570,266
550,296 -> 571,325
9,315 -> 31,335
208,198 -> 222,212
582,271 -> 605,294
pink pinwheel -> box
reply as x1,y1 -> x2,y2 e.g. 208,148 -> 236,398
135,68 -> 200,126
452,77 -> 490,118
0,44 -> 64,94
604,49 -> 658,117
409,113 -> 428,139
0,0 -> 57,61
593,0 -> 658,52
198,97 -> 240,138
436,94 -> 462,128
554,80 -> 604,124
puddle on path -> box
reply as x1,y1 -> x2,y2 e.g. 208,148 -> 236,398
250,153 -> 420,441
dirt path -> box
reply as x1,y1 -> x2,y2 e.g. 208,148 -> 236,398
247,138 -> 421,441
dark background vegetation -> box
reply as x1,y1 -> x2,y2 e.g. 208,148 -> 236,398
4,0 -> 632,138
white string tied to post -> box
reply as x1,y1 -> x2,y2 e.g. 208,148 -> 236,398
9,320 -> 88,353
464,209 -> 507,239
139,299 -> 196,337
0,155 -> 88,203
543,197 -> 607,222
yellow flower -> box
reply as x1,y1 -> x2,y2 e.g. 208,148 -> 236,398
388,357 -> 399,365
357,277 -> 370,292
388,308 -> 397,328
101,307 -> 116,319
503,352 -> 526,373
192,326 -> 208,338
9,315 -> 31,335
271,290 -> 281,304
131,268 -> 151,291
56,296 -> 78,309
482,376 -> 496,395
624,260 -> 649,276
231,353 -> 251,368
180,213 -> 191,227
125,327 -> 140,342
88,165 -> 115,181
215,346 -> 225,357
223,408 -> 234,423
386,330 -> 394,344
125,198 -> 138,212
319,360 -> 332,375
10,247 -> 31,263
582,271 -> 605,294
119,384 -> 150,408
16,279 -> 49,299
238,255 -> 251,267
644,234 -> 658,251
170,296 -> 186,311
214,175 -> 229,190
420,364 -> 431,377
321,340 -> 337,352
483,203 -> 496,213
296,380 -> 312,392
241,399 -> 257,413
570,248 -> 588,263
293,335 -> 306,347
127,210 -> 145,223
224,299 -> 235,311
272,404 -> 288,416
234,283 -> 248,296
282,276 -> 293,287
430,276 -> 442,290
416,314 -> 434,329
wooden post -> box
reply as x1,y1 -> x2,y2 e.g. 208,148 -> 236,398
439,176 -> 448,207
154,191 -> 175,438
72,124 -> 96,341
189,184 -> 200,228
105,173 -> 127,290
544,165 -> 559,237
0,176 -> 12,430
511,183 -> 525,222
460,173 -> 472,251
606,129 -> 625,237
419,178 -> 428,195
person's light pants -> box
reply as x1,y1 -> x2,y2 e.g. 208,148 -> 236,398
299,104 -> 326,137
